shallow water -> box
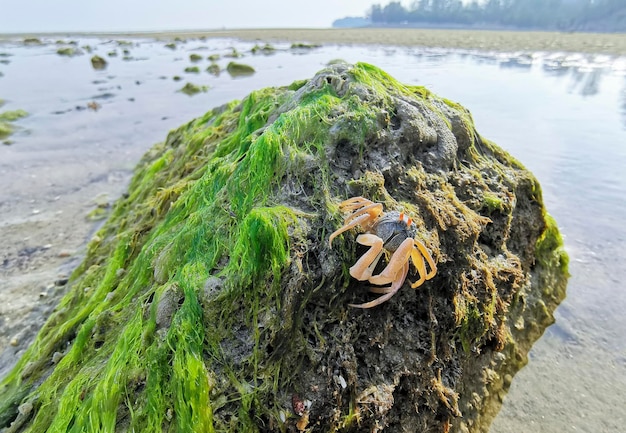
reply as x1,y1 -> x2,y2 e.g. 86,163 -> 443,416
1,36 -> 625,432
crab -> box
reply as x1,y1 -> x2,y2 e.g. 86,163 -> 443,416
329,197 -> 437,308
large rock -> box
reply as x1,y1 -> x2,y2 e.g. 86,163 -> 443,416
0,63 -> 568,432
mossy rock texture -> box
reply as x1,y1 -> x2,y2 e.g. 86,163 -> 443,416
0,63 -> 568,433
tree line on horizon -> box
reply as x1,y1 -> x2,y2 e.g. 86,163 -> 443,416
365,0 -> 626,32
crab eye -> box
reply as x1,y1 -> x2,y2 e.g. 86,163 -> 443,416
399,212 -> 413,226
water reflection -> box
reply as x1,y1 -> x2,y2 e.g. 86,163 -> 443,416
498,54 -> 533,70
567,68 -> 604,96
622,77 -> 626,129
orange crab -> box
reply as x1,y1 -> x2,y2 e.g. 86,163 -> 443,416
329,197 -> 437,308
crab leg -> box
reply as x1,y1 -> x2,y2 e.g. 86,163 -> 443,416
342,202 -> 383,226
348,234 -> 384,281
329,199 -> 383,246
329,213 -> 376,247
338,196 -> 375,211
409,241 -> 437,288
349,262 -> 409,308
368,238 -> 414,287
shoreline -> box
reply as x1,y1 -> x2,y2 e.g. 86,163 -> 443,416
1,28 -> 626,55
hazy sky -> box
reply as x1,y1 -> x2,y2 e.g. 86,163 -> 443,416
0,0 -> 402,33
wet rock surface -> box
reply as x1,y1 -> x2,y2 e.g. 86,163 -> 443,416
0,63 -> 567,432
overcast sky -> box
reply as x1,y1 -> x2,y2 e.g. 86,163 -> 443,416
0,0 -> 403,33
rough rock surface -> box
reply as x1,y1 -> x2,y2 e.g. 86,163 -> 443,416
0,63 -> 568,433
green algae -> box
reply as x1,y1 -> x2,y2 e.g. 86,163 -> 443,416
0,122 -> 12,139
0,109 -> 28,140
290,43 -> 321,49
0,63 -> 568,433
184,66 -> 200,73
189,53 -> 203,62
0,109 -> 28,122
536,213 -> 569,275
482,191 -> 504,212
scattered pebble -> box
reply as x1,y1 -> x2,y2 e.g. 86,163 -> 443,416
52,351 -> 64,364
17,402 -> 33,416
10,337 -> 18,346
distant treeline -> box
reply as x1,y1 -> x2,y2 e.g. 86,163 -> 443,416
367,0 -> 626,32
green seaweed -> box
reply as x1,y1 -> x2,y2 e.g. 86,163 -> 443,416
482,192 -> 504,212
536,213 -> 570,275
0,109 -> 28,122
0,122 -> 13,139
290,43 -> 321,49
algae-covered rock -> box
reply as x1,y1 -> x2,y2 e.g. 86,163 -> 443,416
178,82 -> 208,96
226,61 -> 255,77
184,65 -> 200,74
56,47 -> 82,57
0,63 -> 568,432
0,122 -> 12,139
90,55 -> 107,70
206,63 -> 221,76
291,42 -> 322,49
22,38 -> 42,45
0,110 -> 28,122
251,43 -> 276,55
0,109 -> 28,140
